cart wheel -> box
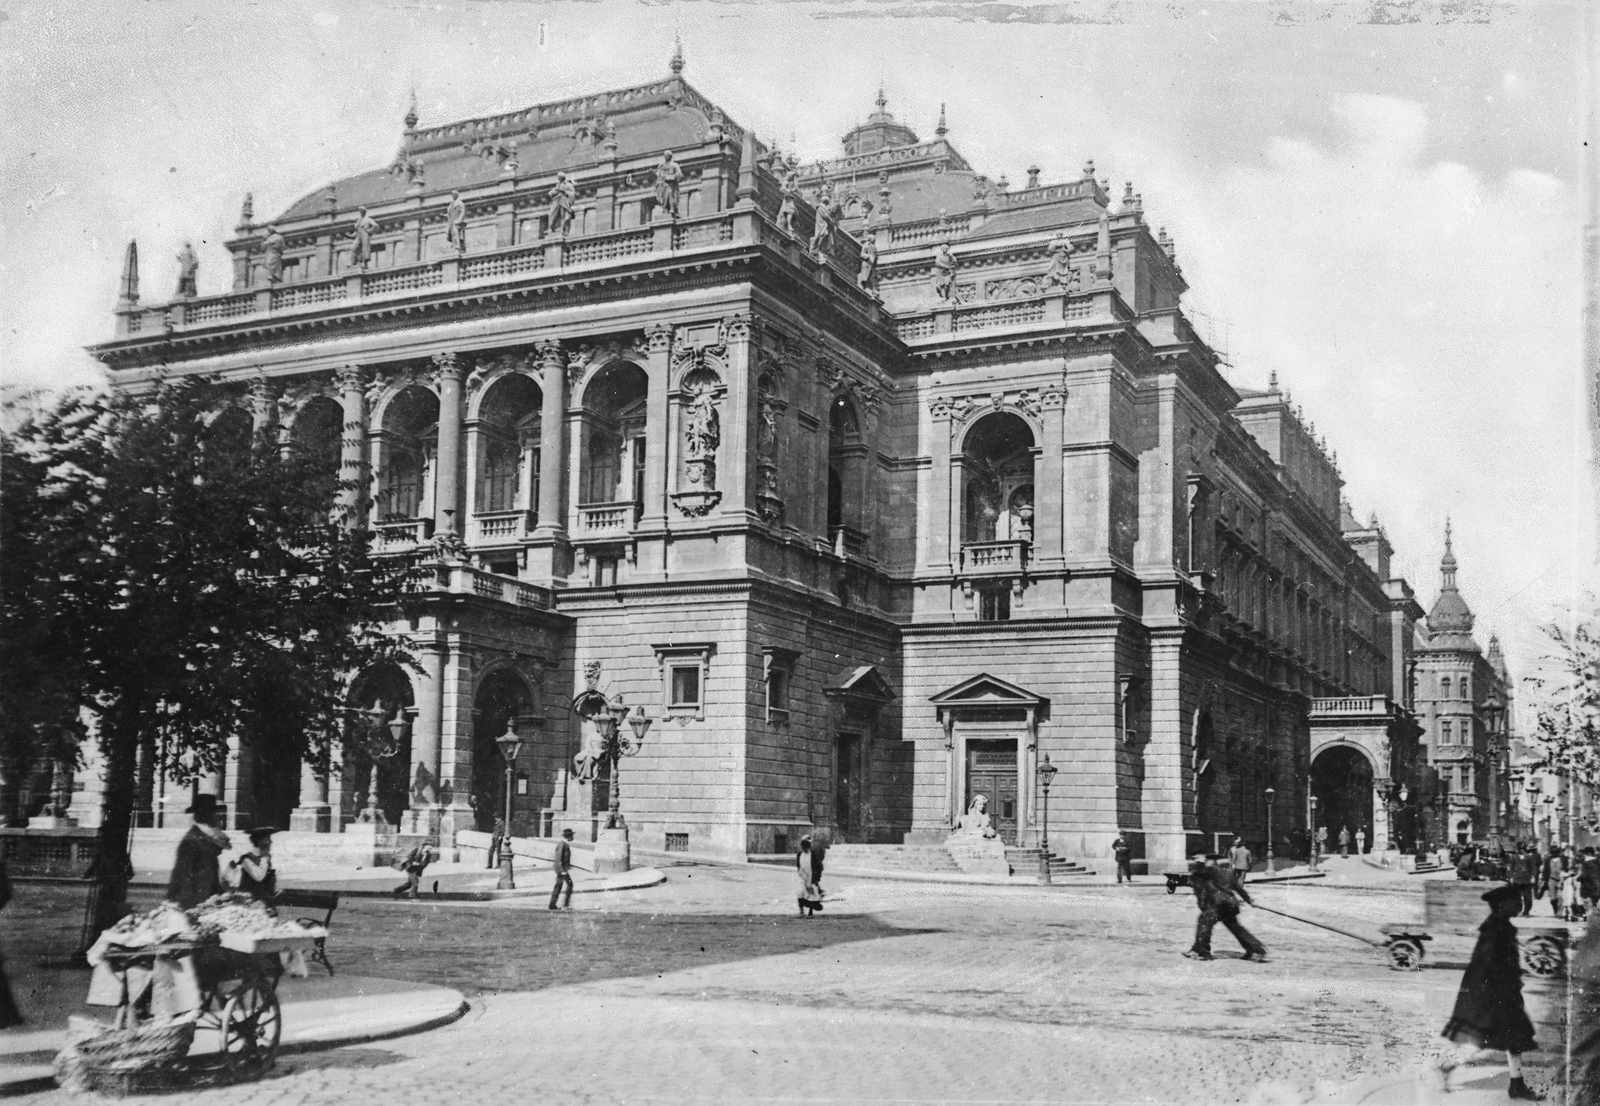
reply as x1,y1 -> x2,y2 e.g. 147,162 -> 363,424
220,979 -> 281,1079
1387,938 -> 1426,971
1521,935 -> 1566,979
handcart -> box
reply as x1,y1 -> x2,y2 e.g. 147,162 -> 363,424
1378,879 -> 1569,977
73,925 -> 323,1090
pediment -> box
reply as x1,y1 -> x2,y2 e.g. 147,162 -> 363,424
929,672 -> 1047,710
827,665 -> 896,703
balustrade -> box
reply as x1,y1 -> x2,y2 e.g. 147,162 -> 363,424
960,539 -> 1029,574
373,517 -> 432,553
470,510 -> 533,544
578,501 -> 640,537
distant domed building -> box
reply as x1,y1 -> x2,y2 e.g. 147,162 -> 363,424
65,51 -> 1447,871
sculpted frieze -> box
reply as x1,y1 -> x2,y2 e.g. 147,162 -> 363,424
566,332 -> 651,389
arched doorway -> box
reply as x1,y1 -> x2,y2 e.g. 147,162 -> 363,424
1310,745 -> 1375,854
346,665 -> 416,827
472,669 -> 534,833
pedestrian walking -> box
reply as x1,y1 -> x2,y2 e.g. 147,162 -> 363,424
0,856 -> 22,1028
1316,824 -> 1328,857
1581,848 -> 1600,919
1510,844 -> 1540,917
810,838 -> 827,898
549,828 -> 575,910
1182,856 -> 1267,962
486,816 -> 505,870
1339,825 -> 1351,858
1433,884 -> 1542,1100
796,836 -> 823,918
393,841 -> 433,899
167,794 -> 229,909
1228,836 -> 1253,887
1112,833 -> 1134,883
1356,829 -> 1367,855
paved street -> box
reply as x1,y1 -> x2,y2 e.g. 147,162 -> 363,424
2,866 -> 1552,1104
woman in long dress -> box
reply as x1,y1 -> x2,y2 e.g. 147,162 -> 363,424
796,837 -> 822,918
1435,884 -> 1542,1100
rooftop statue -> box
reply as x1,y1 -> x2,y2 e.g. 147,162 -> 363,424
350,207 -> 378,270
932,241 -> 958,303
1043,233 -> 1077,291
174,241 -> 199,299
654,151 -> 682,219
260,226 -> 286,285
446,190 -> 468,253
548,172 -> 576,237
777,170 -> 799,237
857,235 -> 879,294
809,182 -> 839,259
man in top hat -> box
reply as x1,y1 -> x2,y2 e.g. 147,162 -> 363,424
1434,882 -> 1543,1100
230,827 -> 279,903
167,794 -> 230,909
549,828 -> 575,911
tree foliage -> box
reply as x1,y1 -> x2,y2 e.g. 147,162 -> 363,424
1526,601 -> 1600,789
1,377 -> 417,919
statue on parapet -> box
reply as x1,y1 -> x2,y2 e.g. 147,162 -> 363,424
446,190 -> 468,253
952,794 -> 998,838
776,170 -> 799,237
809,182 -> 839,259
857,235 -> 879,294
175,241 -> 199,299
932,241 -> 958,303
654,151 -> 682,219
350,207 -> 379,270
548,172 -> 577,237
260,225 -> 286,285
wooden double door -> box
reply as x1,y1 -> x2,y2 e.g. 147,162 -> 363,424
966,740 -> 1019,845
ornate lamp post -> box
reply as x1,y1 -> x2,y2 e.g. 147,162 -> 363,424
1434,787 -> 1448,857
1037,754 -> 1058,885
356,708 -> 407,827
1264,787 -> 1275,873
1543,793 -> 1557,849
592,706 -> 652,830
494,722 -> 524,890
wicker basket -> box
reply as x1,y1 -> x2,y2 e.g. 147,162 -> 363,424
64,1013 -> 196,1073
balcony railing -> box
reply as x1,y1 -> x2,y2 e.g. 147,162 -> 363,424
830,526 -> 868,559
419,563 -> 551,611
893,290 -> 1115,344
471,509 -> 535,544
119,210 -> 742,335
577,500 -> 639,537
1309,696 -> 1392,717
374,517 -> 433,553
960,540 -> 1029,575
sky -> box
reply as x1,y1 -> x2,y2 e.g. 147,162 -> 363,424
0,0 -> 1590,694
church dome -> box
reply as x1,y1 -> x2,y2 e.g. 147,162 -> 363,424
841,88 -> 921,156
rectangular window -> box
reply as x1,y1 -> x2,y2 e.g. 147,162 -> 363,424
595,556 -> 618,588
768,668 -> 788,714
978,589 -> 1011,622
670,665 -> 701,707
664,832 -> 689,852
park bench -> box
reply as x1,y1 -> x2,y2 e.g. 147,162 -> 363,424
274,888 -> 339,975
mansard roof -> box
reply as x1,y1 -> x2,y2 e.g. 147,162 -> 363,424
274,68 -> 740,223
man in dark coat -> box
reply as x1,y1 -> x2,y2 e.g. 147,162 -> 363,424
393,841 -> 433,899
1183,856 -> 1267,962
1510,845 -> 1540,917
1112,833 -> 1134,884
1436,883 -> 1541,1100
549,828 -> 574,910
167,794 -> 229,909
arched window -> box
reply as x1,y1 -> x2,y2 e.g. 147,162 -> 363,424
579,362 -> 647,512
828,396 -> 864,548
1459,677 -> 1469,700
376,386 -> 438,522
475,373 -> 542,523
959,412 -> 1034,548
482,439 -> 519,512
1440,676 -> 1451,700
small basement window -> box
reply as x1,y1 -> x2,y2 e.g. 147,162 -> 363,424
665,832 -> 689,852
978,589 -> 1011,622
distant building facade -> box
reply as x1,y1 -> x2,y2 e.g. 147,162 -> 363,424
58,54 -> 1450,866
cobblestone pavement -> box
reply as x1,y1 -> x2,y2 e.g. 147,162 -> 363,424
6,868 -> 1501,1104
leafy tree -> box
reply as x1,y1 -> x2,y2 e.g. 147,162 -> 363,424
1,377 -> 417,934
1525,601 -> 1600,804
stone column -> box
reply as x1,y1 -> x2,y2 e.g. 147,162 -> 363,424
926,399 -> 955,574
431,353 -> 466,537
403,639 -> 445,836
720,314 -> 755,518
1034,383 -> 1066,571
223,733 -> 253,830
1140,630 -> 1190,865
436,640 -> 476,842
289,752 -> 330,833
335,366 -> 368,525
1372,777 -> 1392,853
532,341 -> 568,540
248,375 -> 277,437
639,325 -> 673,529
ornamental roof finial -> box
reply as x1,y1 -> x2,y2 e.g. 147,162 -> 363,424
1083,158 -> 1095,179
117,240 -> 139,307
670,37 -> 685,76
404,89 -> 418,131
238,192 -> 254,230
935,102 -> 947,139
876,84 -> 887,112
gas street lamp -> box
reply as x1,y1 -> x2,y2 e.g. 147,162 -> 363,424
494,722 -> 525,890
1309,794 -> 1320,870
1037,754 -> 1058,885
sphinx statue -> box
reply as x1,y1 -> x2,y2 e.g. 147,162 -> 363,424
952,794 -> 998,838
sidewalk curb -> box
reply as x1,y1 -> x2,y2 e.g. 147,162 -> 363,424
324,866 -> 667,902
0,996 -> 471,1098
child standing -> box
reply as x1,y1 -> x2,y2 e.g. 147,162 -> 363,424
1437,883 -> 1541,1100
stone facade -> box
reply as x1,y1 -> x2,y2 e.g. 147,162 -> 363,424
77,54 -> 1439,867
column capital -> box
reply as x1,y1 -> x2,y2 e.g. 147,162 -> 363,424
646,323 -> 673,355
335,364 -> 367,393
536,340 -> 567,375
430,350 -> 466,386
721,313 -> 758,345
247,371 -> 277,405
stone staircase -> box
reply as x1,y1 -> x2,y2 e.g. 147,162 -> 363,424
1412,859 -> 1450,875
1005,848 -> 1095,877
819,844 -> 963,873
